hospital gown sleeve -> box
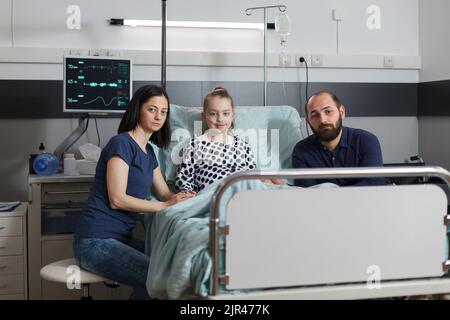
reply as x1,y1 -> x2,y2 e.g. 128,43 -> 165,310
244,141 -> 257,170
175,140 -> 197,192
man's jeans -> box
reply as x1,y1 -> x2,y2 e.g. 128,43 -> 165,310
73,237 -> 151,299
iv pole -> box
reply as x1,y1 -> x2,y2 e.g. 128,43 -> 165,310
245,5 -> 287,106
161,0 -> 167,90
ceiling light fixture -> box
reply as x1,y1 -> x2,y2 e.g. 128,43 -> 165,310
109,18 -> 264,30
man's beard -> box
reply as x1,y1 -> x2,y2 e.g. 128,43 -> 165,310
311,116 -> 343,143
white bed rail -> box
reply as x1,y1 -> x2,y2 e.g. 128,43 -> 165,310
209,166 -> 450,296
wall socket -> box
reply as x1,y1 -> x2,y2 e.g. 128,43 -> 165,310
279,53 -> 291,67
107,50 -> 121,57
70,49 -> 119,57
311,54 -> 323,67
332,9 -> 344,21
69,48 -> 86,56
295,54 -> 308,67
384,56 -> 395,68
89,49 -> 108,57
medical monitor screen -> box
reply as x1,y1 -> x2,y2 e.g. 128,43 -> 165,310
63,56 -> 132,113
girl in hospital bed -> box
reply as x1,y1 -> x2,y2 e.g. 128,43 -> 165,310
175,86 -> 257,193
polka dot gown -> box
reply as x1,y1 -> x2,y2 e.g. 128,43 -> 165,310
175,134 -> 256,192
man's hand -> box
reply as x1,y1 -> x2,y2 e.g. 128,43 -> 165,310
262,179 -> 288,185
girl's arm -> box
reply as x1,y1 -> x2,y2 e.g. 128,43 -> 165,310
175,141 -> 197,192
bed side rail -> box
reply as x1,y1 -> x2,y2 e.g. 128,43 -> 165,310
209,166 -> 450,296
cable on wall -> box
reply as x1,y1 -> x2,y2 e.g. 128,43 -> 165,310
298,56 -> 311,138
11,0 -> 15,47
332,9 -> 344,54
94,117 -> 101,147
336,20 -> 340,54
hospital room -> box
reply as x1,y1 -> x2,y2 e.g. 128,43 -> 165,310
1,0 -> 450,307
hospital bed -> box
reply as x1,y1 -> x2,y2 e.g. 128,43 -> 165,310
147,104 -> 450,299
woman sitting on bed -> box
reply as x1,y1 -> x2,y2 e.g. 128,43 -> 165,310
175,86 -> 258,192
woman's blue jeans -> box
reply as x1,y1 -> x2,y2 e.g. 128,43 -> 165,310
73,237 -> 151,299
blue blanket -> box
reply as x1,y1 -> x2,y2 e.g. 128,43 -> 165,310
145,179 -> 290,299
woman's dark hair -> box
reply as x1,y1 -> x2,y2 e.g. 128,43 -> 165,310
118,85 -> 171,148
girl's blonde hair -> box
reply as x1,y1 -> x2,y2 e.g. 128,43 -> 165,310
202,86 -> 235,129
202,86 -> 235,111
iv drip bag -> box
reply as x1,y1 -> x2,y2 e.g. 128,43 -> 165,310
275,12 -> 291,36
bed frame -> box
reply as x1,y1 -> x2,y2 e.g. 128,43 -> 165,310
208,166 -> 450,299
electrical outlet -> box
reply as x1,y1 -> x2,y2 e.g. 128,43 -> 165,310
311,54 -> 323,67
107,50 -> 121,57
384,56 -> 395,68
279,54 -> 291,67
69,48 -> 86,56
89,49 -> 108,57
295,54 -> 308,67
332,9 -> 344,21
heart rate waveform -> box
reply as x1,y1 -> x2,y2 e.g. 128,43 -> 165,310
84,65 -> 115,74
83,96 -> 117,106
83,82 -> 118,88
64,56 -> 132,113
83,62 -> 129,76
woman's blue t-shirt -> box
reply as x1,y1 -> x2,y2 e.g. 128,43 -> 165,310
75,132 -> 159,243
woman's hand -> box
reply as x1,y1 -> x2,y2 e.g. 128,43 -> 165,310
163,191 -> 197,208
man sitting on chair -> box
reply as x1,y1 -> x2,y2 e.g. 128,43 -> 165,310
292,91 -> 385,187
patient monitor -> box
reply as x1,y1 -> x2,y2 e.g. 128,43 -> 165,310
54,56 -> 132,159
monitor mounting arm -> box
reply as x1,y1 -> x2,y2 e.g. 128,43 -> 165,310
54,114 -> 89,160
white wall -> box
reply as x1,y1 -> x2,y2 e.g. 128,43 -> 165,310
0,0 -> 421,200
419,118 -> 450,169
7,0 -> 418,55
2,0 -> 421,83
418,0 -> 450,170
0,0 -> 12,46
345,117 -> 418,164
0,62 -> 419,83
419,0 -> 450,82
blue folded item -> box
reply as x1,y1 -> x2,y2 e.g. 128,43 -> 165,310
0,201 -> 21,212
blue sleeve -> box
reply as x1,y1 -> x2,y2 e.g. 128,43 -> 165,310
292,144 -> 318,187
104,136 -> 133,166
147,144 -> 159,170
354,133 -> 385,186
359,133 -> 383,167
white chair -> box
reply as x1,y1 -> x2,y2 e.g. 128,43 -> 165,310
40,258 -> 114,300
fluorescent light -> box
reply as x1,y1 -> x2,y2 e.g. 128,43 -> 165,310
118,19 -> 263,30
